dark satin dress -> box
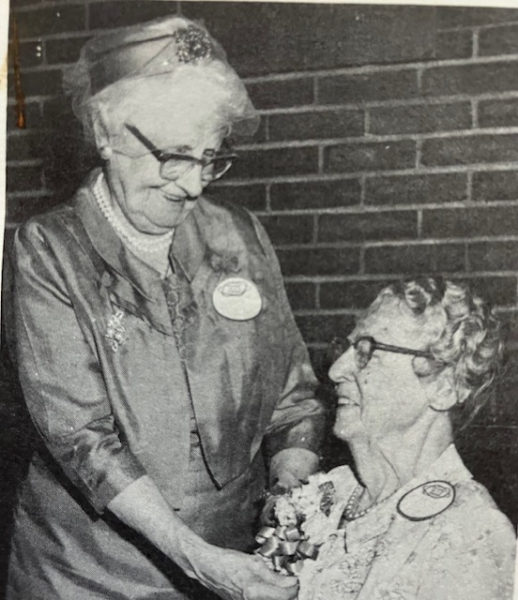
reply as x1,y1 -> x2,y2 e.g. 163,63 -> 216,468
7,169 -> 324,599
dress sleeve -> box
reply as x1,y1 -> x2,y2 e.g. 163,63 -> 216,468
12,223 -> 146,514
416,506 -> 516,600
249,214 -> 326,458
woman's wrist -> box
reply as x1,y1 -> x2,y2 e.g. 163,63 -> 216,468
173,526 -> 217,579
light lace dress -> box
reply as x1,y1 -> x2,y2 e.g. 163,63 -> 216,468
298,445 -> 516,600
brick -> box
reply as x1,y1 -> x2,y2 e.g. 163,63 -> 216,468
207,184 -> 267,212
296,314 -> 355,344
246,79 -> 314,110
270,179 -> 361,211
421,134 -> 518,167
7,132 -> 45,161
182,4 -> 434,76
285,283 -> 316,311
473,171 -> 518,202
422,206 -> 518,239
6,194 -> 60,222
502,316 -> 518,351
318,211 -> 417,243
46,36 -> 90,65
422,62 -> 518,97
42,96 -> 76,128
43,144 -> 99,198
369,102 -> 471,136
479,24 -> 518,57
435,30 -> 473,60
364,243 -> 465,275
469,242 -> 518,271
307,347 -> 336,383
324,140 -> 415,173
259,215 -> 313,246
89,1 -> 173,30
456,425 -> 518,523
13,5 -> 86,38
11,0 -> 44,7
8,69 -> 62,98
11,41 -> 44,68
437,7 -> 518,28
252,116 -> 268,144
478,99 -> 518,128
319,69 -> 418,105
6,102 -> 41,131
269,109 -> 364,142
277,247 -> 360,277
6,166 -> 43,193
455,276 -> 517,307
320,280 -> 394,310
230,147 -> 318,180
366,173 -> 467,206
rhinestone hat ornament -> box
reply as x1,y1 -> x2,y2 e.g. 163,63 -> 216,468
172,25 -> 213,63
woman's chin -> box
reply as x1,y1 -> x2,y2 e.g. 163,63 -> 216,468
333,406 -> 363,441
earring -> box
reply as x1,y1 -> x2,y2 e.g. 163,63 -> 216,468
99,146 -> 112,160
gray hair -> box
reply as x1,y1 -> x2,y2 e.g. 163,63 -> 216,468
377,277 -> 504,428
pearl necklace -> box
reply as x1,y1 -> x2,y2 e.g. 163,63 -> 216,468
92,175 -> 174,255
343,485 -> 372,521
343,484 -> 399,522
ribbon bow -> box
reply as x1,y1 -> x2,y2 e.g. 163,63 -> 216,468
255,525 -> 319,575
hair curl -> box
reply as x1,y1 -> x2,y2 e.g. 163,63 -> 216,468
383,277 -> 504,428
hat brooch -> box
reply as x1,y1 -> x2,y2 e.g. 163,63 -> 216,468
172,25 -> 213,63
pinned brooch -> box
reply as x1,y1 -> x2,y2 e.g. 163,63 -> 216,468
105,309 -> 128,352
172,25 -> 213,63
209,251 -> 241,274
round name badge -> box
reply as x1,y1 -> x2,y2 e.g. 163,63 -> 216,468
212,277 -> 262,321
397,480 -> 455,521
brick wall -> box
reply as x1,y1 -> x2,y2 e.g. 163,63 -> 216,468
4,1 -> 518,530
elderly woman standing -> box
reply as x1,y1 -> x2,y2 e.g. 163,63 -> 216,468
6,16 -> 324,600
274,278 -> 515,600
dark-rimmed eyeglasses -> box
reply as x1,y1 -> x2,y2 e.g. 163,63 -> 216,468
330,336 -> 434,370
124,123 -> 237,182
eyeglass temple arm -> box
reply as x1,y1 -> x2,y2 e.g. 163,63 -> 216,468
124,124 -> 164,159
124,124 -> 237,163
374,341 -> 433,358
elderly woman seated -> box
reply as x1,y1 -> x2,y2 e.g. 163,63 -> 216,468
266,278 -> 516,600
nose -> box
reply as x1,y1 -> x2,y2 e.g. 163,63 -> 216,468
328,346 -> 357,383
173,164 -> 204,199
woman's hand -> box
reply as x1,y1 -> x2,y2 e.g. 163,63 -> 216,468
193,546 -> 299,600
269,449 -> 319,494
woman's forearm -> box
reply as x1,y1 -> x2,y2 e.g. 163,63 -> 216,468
107,475 -> 211,578
107,475 -> 299,600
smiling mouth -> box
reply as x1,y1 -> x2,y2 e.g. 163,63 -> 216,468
161,192 -> 185,203
337,397 -> 360,407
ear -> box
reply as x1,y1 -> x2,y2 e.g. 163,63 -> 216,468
91,104 -> 113,160
416,362 -> 468,412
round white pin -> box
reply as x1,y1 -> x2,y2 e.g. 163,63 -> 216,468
212,277 -> 262,321
397,480 -> 455,521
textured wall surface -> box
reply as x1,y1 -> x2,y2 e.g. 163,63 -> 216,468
4,1 -> 518,573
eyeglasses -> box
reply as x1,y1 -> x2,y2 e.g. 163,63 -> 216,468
124,123 -> 237,182
330,336 -> 434,370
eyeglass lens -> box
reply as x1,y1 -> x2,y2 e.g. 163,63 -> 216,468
160,156 -> 233,182
354,338 -> 374,369
330,337 -> 374,369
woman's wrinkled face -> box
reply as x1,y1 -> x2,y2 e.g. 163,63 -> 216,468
99,79 -> 229,234
329,294 -> 432,444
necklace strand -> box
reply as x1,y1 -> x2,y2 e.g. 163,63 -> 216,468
93,175 -> 174,254
343,484 -> 399,522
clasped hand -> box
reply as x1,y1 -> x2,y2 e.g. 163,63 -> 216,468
195,547 -> 298,600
